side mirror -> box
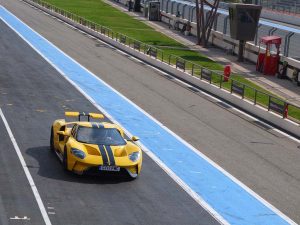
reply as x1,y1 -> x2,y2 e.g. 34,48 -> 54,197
131,136 -> 139,141
57,131 -> 69,136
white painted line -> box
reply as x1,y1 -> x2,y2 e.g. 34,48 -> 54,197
173,77 -> 192,87
2,9 -> 297,225
47,212 -> 55,215
0,108 -> 51,225
146,64 -> 168,74
10,216 -> 30,220
285,118 -> 300,126
128,56 -> 143,63
231,107 -> 259,121
115,49 -> 128,55
273,128 -> 300,143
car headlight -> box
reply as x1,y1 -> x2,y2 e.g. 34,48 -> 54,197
128,152 -> 140,162
71,148 -> 86,159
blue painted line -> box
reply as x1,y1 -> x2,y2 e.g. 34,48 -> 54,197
0,7 -> 292,225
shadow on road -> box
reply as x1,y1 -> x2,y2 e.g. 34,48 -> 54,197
26,146 -> 133,184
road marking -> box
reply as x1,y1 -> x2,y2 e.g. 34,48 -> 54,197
0,7 -> 297,225
0,109 -> 51,225
10,216 -> 30,220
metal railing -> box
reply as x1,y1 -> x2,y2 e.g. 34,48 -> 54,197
26,0 -> 300,124
259,0 -> 300,15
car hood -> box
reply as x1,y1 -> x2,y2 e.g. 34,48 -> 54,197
80,142 -> 139,157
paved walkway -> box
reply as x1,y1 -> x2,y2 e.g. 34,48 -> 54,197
105,0 -> 300,107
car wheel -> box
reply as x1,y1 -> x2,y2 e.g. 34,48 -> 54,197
126,168 -> 138,181
50,126 -> 54,152
63,148 -> 68,171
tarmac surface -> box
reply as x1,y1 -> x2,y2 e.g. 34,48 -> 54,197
0,0 -> 300,224
0,18 -> 220,225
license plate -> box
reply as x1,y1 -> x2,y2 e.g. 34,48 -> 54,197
99,165 -> 120,172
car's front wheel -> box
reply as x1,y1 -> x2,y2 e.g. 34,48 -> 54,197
50,126 -> 54,152
63,148 -> 68,171
126,167 -> 138,181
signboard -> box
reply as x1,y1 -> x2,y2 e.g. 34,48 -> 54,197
176,59 -> 185,71
148,48 -> 157,58
268,97 -> 287,117
228,4 -> 262,41
149,1 -> 160,21
120,35 -> 126,44
201,69 -> 212,83
134,42 -> 141,51
231,82 -> 245,98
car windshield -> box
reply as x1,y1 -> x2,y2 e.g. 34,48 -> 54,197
76,127 -> 126,146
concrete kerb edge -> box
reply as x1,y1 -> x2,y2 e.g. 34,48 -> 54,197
23,0 -> 300,139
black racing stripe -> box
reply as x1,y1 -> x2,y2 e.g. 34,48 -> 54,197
98,145 -> 109,165
105,145 -> 115,166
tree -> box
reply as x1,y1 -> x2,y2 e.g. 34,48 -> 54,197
195,0 -> 220,47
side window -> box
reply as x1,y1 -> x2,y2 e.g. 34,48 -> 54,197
59,126 -> 66,142
71,124 -> 77,137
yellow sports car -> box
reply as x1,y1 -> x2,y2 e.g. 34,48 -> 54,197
50,112 -> 142,179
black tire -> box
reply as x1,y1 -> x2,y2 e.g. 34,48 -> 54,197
63,148 -> 68,171
50,126 -> 55,152
126,167 -> 138,181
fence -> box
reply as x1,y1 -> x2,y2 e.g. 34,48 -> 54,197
259,0 -> 300,15
26,0 -> 300,124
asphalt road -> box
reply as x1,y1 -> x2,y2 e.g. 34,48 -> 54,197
0,18 -> 221,225
0,0 -> 300,224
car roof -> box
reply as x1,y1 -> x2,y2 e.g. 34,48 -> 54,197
73,122 -> 124,137
74,121 -> 119,129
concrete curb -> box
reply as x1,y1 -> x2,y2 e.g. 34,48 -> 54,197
23,0 -> 300,138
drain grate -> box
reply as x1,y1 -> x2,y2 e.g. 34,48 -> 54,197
215,101 -> 231,109
187,86 -> 199,92
253,120 -> 273,130
164,74 -> 174,80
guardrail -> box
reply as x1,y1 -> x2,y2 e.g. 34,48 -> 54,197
26,0 -> 300,124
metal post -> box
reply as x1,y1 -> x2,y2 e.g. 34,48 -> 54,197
255,24 -> 262,45
166,0 -> 170,13
284,32 -> 294,57
195,0 -> 201,44
192,64 -> 194,76
213,13 -> 220,31
242,85 -> 245,99
238,40 -> 245,62
223,15 -> 229,34
268,27 -> 277,36
200,68 -> 203,79
182,4 -> 187,19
